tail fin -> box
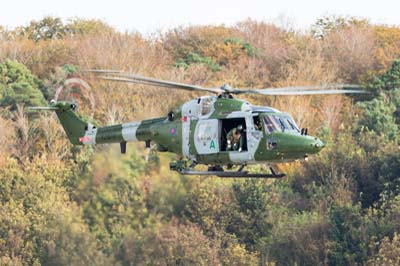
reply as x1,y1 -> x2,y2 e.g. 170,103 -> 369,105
30,101 -> 88,145
54,102 -> 88,145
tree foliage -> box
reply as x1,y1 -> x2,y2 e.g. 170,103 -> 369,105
17,16 -> 67,42
358,59 -> 400,141
311,15 -> 369,39
0,60 -> 46,110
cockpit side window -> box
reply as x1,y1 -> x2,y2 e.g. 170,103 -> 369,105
286,117 -> 300,132
272,115 -> 288,132
263,114 -> 300,134
263,116 -> 279,134
253,115 -> 262,131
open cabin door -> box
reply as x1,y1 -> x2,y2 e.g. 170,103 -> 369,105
220,117 -> 248,152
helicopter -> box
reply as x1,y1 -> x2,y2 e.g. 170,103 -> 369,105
30,70 -> 366,178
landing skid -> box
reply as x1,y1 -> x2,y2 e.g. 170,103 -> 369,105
179,170 -> 285,178
170,160 -> 285,178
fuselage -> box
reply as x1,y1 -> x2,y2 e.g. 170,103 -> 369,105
75,96 -> 324,165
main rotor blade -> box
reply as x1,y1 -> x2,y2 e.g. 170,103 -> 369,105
236,88 -> 367,96
87,70 -> 368,96
257,84 -> 360,92
28,106 -> 59,110
88,69 -> 222,94
86,69 -> 122,74
231,84 -> 366,95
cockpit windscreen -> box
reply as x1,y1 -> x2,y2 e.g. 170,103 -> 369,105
263,115 -> 300,134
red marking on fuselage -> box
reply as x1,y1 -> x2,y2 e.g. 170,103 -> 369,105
79,136 -> 91,142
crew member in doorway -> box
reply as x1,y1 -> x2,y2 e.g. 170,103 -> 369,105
227,124 -> 244,152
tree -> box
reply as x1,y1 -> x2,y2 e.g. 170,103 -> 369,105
373,25 -> 400,71
77,146 -> 147,255
227,180 -> 275,249
18,16 -> 67,42
0,60 -> 46,110
67,18 -> 114,36
357,96 -> 398,141
183,180 -> 231,236
328,205 -> 368,266
368,233 -> 400,266
259,216 -> 329,266
117,221 -> 220,265
311,15 -> 369,39
0,157 -> 111,265
358,59 -> 400,141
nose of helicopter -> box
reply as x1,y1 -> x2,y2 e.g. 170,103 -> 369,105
309,137 -> 325,153
270,134 -> 325,157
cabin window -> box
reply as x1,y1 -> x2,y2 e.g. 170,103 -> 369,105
200,98 -> 213,116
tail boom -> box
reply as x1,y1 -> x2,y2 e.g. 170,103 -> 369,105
53,102 -> 160,147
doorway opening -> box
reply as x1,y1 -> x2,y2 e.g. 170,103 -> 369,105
220,118 -> 247,152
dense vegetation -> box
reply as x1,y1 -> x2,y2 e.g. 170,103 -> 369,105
0,16 -> 399,265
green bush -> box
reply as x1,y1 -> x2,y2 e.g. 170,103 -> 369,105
0,60 -> 46,110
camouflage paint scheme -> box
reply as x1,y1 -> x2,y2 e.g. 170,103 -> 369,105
53,96 -> 324,166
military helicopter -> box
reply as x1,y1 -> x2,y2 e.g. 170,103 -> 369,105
31,70 -> 366,178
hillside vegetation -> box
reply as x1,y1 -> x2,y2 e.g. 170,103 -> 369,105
0,16 -> 399,265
